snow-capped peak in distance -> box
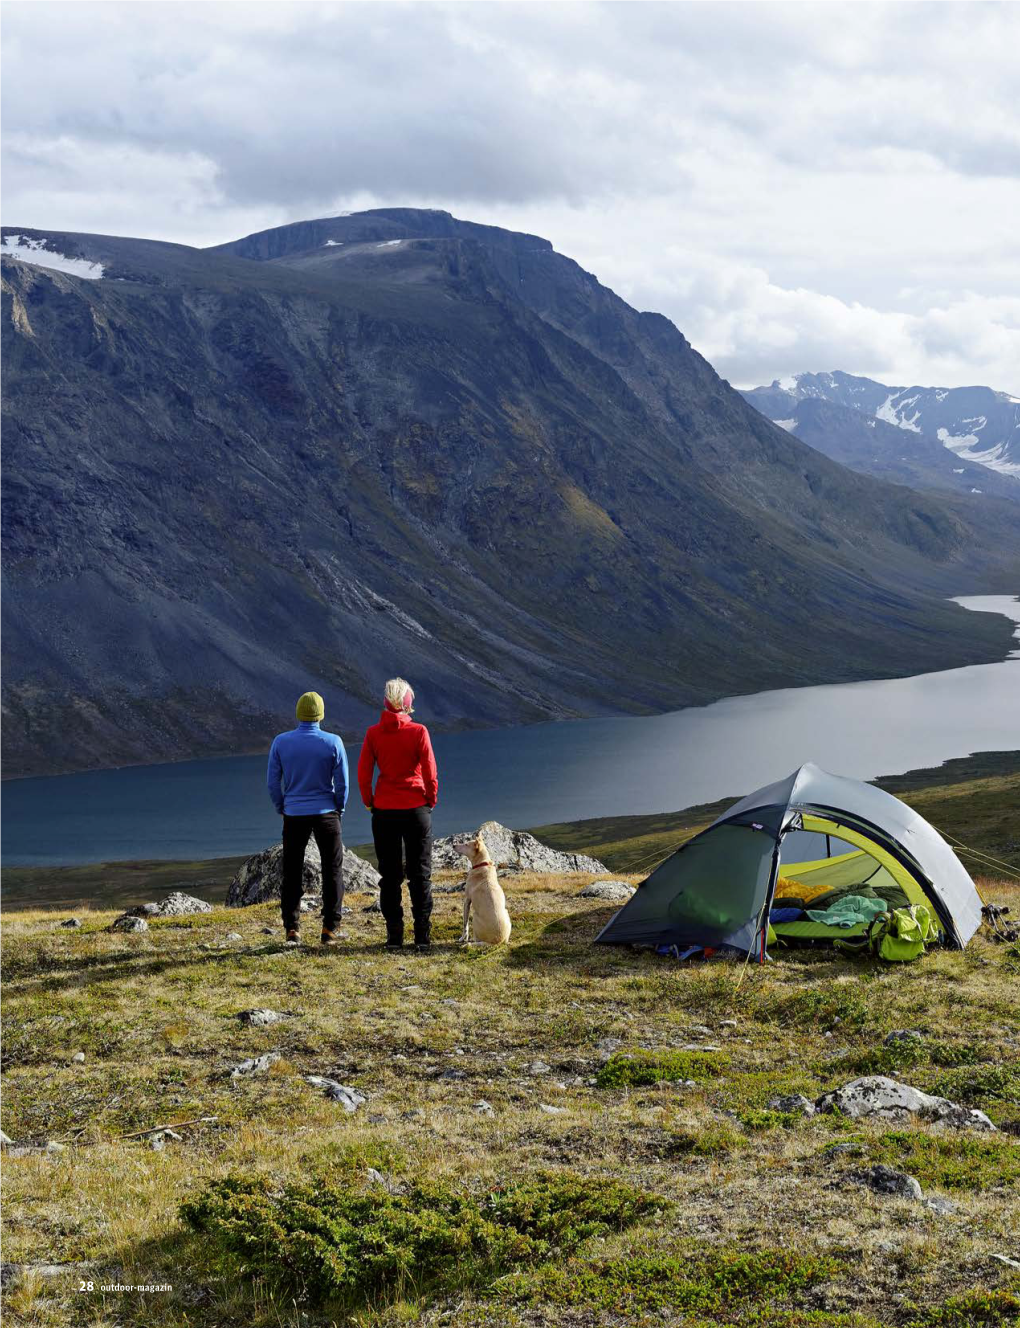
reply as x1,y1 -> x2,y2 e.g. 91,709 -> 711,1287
748,370 -> 1019,478
1,232 -> 105,280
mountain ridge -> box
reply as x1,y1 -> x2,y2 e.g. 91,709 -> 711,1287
3,211 -> 1018,779
741,370 -> 1020,491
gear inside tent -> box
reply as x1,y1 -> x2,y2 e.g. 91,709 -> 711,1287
594,764 -> 982,960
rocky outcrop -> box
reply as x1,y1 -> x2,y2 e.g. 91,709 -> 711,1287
226,841 -> 380,907
128,892 -> 214,917
816,1075 -> 996,1130
431,822 -> 607,875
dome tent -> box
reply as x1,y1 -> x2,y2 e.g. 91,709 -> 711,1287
594,764 -> 982,958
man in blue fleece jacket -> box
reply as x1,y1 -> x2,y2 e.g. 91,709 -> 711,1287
267,691 -> 349,945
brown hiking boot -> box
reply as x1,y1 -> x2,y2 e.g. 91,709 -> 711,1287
320,927 -> 340,946
285,929 -> 301,946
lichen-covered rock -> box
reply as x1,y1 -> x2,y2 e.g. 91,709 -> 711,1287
305,1076 -> 365,1112
816,1076 -> 996,1130
230,1053 -> 281,1079
578,880 -> 634,901
128,892 -> 214,917
109,915 -> 148,933
227,842 -> 380,907
431,821 -> 607,874
238,1009 -> 285,1027
766,1093 -> 816,1117
851,1164 -> 923,1200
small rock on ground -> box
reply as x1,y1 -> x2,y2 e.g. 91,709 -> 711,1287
539,1103 -> 566,1114
851,1164 -> 923,1200
885,1029 -> 924,1045
578,880 -> 634,901
238,1009 -> 285,1027
474,1100 -> 495,1114
926,1197 -> 959,1215
305,1076 -> 366,1112
109,915 -> 148,933
60,918 -> 82,928
230,1053 -> 281,1079
766,1093 -> 816,1116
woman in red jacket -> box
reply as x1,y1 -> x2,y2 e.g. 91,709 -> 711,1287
358,678 -> 439,951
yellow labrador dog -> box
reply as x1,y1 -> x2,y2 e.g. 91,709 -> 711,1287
453,831 -> 512,946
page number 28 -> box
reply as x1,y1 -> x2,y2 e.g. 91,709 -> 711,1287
78,1281 -> 94,1291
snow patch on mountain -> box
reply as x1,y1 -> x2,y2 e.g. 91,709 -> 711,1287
772,418 -> 797,431
937,428 -> 1019,476
2,233 -> 104,280
876,392 -> 922,432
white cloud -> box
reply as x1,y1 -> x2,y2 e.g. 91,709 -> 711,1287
1,0 -> 1018,390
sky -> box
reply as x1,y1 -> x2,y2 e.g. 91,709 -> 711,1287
2,0 -> 1018,390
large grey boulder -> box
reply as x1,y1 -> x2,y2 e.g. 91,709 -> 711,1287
816,1076 -> 996,1131
431,821 -> 607,874
227,841 -> 380,907
128,892 -> 214,917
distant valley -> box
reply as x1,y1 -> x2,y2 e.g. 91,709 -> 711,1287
2,213 -> 1019,778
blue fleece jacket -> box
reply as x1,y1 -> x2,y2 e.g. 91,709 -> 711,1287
267,721 -> 349,816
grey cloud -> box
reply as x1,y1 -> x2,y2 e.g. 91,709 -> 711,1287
1,1 -> 1017,390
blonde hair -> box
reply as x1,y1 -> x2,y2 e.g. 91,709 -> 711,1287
384,677 -> 414,712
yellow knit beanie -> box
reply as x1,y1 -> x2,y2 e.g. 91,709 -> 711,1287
296,691 -> 325,722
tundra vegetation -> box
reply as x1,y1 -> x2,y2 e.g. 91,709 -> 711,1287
2,763 -> 1018,1326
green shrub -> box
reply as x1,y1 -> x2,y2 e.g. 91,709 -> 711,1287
738,1108 -> 801,1132
596,1049 -> 727,1088
754,984 -> 874,1031
181,1169 -> 667,1310
904,1288 -> 1020,1326
930,1062 -> 1020,1108
870,1130 -> 1020,1191
831,1038 -> 990,1079
665,1124 -> 741,1157
497,1244 -> 843,1314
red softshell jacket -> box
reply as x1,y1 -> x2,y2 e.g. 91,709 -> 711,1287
358,709 -> 439,810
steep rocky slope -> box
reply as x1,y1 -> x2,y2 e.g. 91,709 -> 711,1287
2,211 -> 1018,777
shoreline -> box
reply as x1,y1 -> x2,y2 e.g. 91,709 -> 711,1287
3,750 -> 1016,914
3,594 -> 1017,787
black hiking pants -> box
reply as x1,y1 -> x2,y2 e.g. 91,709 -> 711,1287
372,806 -> 433,943
281,811 -> 344,932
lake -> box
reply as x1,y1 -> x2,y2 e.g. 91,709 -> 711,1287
2,595 -> 1017,868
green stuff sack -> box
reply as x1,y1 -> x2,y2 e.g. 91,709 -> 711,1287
835,904 -> 937,962
877,904 -> 935,962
